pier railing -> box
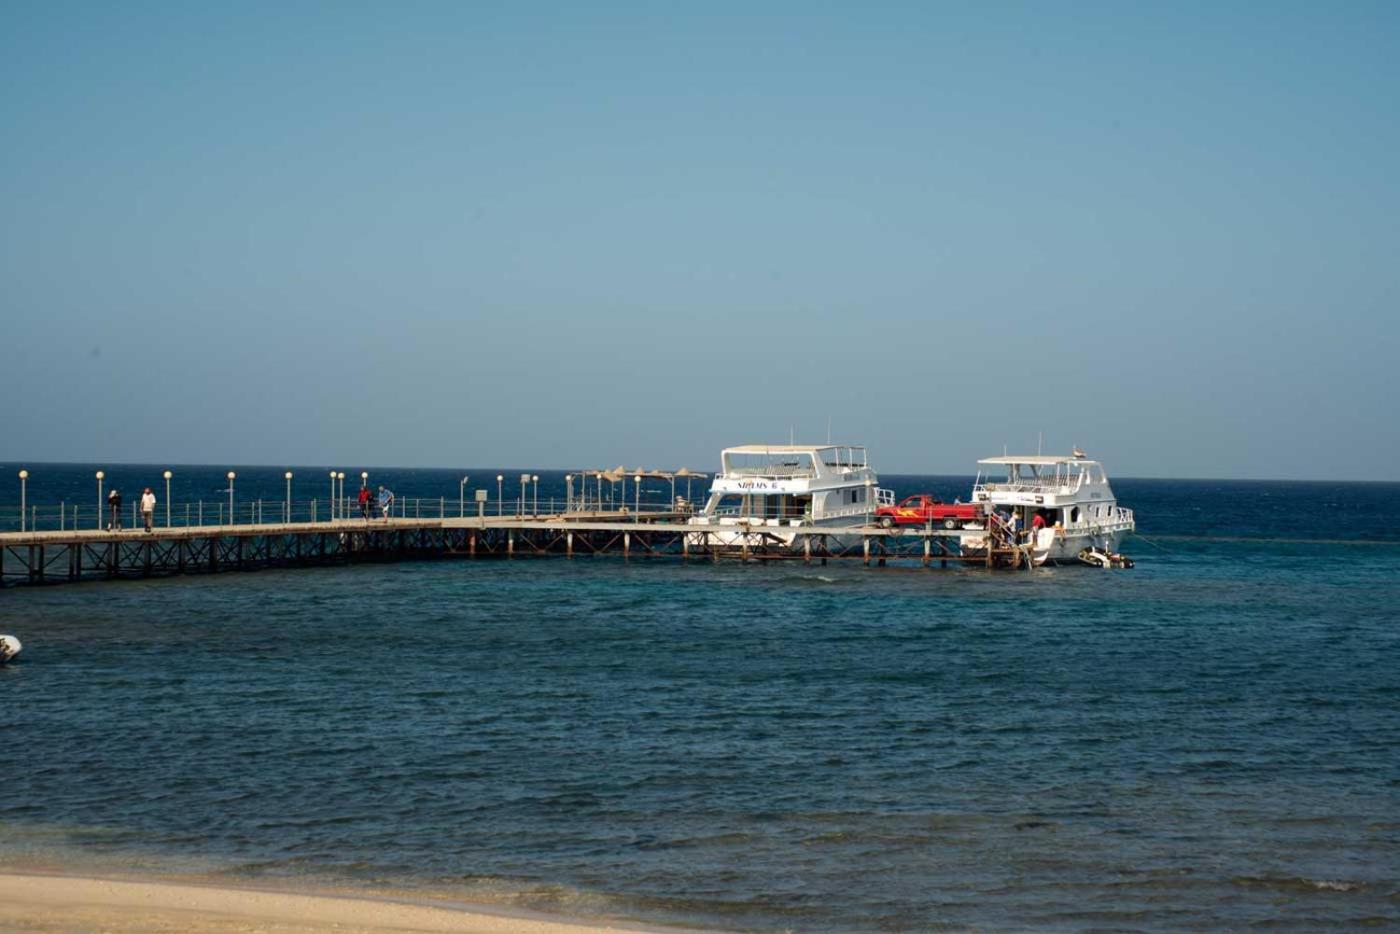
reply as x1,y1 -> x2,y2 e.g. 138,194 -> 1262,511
0,494 -> 699,534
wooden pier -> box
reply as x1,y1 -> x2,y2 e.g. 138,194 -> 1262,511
0,514 -> 1030,589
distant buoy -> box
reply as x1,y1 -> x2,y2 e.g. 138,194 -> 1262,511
0,635 -> 21,664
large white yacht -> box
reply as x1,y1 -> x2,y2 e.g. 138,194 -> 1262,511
971,454 -> 1135,564
688,444 -> 893,546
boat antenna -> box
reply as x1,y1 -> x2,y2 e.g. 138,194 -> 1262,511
790,425 -> 795,446
826,415 -> 832,444
1037,431 -> 1043,456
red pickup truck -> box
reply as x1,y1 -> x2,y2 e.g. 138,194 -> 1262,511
876,494 -> 982,529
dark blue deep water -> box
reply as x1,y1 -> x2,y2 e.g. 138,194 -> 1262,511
2,466 -> 1399,930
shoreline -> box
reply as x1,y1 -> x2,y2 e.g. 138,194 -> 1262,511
0,870 -> 702,934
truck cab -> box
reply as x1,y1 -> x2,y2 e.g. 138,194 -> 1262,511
876,494 -> 982,529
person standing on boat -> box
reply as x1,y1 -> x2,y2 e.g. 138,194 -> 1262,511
140,487 -> 156,532
1031,511 -> 1046,535
1006,510 -> 1020,543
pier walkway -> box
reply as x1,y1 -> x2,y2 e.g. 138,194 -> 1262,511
0,513 -> 1024,589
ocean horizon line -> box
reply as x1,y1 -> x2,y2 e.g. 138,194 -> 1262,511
1,458 -> 1398,486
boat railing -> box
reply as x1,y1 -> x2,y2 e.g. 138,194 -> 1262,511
723,465 -> 816,478
973,477 -> 1083,497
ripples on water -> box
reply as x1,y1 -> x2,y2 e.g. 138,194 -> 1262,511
3,478 -> 1400,930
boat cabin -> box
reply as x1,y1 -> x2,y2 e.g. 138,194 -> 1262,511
972,455 -> 1126,529
696,444 -> 891,526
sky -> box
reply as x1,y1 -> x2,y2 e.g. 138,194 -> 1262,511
2,2 -> 1397,479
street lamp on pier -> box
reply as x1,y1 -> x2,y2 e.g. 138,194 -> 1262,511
459,475 -> 470,517
285,472 -> 293,522
338,473 -> 346,519
163,470 -> 172,527
634,473 -> 642,517
565,474 -> 573,512
227,472 -> 237,526
96,471 -> 105,530
532,475 -> 539,515
18,469 -> 28,532
496,475 -> 504,516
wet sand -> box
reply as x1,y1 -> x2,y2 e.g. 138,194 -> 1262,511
0,872 -> 680,933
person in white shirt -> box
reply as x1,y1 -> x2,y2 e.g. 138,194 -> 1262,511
140,487 -> 157,533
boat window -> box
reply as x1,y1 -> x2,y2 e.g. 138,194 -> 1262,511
1070,506 -> 1080,523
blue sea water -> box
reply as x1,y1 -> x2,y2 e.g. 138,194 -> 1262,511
2,465 -> 1399,930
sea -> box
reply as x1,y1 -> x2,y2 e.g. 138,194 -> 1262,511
1,464 -> 1398,931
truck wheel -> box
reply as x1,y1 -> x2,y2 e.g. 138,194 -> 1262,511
943,518 -> 958,529
880,516 -> 894,529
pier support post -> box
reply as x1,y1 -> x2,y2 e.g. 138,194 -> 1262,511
624,532 -> 630,560
923,538 -> 930,567
682,534 -> 689,561
469,533 -> 476,557
863,537 -> 870,567
567,532 -> 574,559
507,533 -> 514,559
804,536 -> 811,565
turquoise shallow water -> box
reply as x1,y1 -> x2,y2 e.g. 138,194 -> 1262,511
2,471 -> 1399,930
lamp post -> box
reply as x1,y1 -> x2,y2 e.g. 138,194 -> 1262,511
338,472 -> 346,519
496,475 -> 504,516
532,475 -> 539,515
518,473 -> 529,516
96,470 -> 104,530
18,469 -> 28,532
565,474 -> 573,512
285,472 -> 293,522
328,471 -> 337,520
634,473 -> 642,516
227,471 -> 236,526
459,475 -> 470,517
361,471 -> 368,489
163,470 -> 172,527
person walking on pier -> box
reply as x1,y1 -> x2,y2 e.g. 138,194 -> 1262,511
140,487 -> 156,532
107,488 -> 123,531
377,486 -> 394,520
357,485 -> 371,520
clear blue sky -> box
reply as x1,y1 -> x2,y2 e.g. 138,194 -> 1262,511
3,2 -> 1396,479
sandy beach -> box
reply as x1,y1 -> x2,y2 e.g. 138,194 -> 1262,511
0,872 -> 679,934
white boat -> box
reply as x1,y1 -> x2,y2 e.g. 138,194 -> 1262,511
688,444 -> 894,548
971,454 -> 1135,565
